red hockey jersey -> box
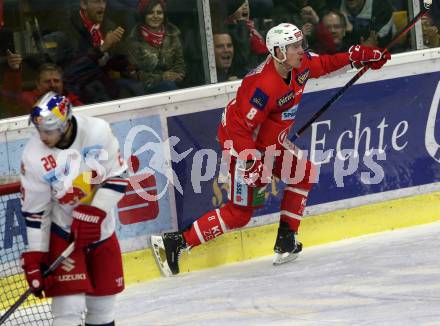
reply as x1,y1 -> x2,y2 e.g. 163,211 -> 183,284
218,52 -> 351,157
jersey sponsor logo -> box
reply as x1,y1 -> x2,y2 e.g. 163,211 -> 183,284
61,257 -> 75,272
296,69 -> 310,86
233,177 -> 248,206
277,90 -> 295,107
56,273 -> 86,282
277,127 -> 290,146
249,88 -> 269,111
281,104 -> 299,120
43,170 -> 58,184
58,187 -> 87,205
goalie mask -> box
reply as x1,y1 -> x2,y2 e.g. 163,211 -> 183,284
266,23 -> 305,63
30,91 -> 72,133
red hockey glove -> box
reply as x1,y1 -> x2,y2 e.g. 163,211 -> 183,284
348,45 -> 391,70
240,159 -> 271,188
71,204 -> 106,250
21,251 -> 48,298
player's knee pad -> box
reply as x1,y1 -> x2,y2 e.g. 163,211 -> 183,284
52,294 -> 85,326
85,294 -> 116,325
220,202 -> 254,229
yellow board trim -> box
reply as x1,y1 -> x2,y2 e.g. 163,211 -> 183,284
2,192 -> 439,311
122,191 -> 440,284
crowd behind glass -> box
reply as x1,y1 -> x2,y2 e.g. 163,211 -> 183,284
0,0 -> 439,119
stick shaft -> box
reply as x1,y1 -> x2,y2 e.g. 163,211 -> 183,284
292,8 -> 428,141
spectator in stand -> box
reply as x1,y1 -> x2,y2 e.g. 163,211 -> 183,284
225,0 -> 268,78
270,1 -> 323,51
313,10 -> 351,54
421,12 -> 439,48
60,0 -> 127,103
122,0 -> 186,94
299,4 -> 320,49
1,54 -> 82,116
328,0 -> 395,48
213,31 -> 238,82
430,0 -> 440,29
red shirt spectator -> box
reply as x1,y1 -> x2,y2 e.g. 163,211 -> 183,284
2,57 -> 83,116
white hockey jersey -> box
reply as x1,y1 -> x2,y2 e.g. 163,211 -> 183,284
20,115 -> 127,252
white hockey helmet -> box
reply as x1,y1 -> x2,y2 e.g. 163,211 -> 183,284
266,23 -> 304,63
30,91 -> 72,133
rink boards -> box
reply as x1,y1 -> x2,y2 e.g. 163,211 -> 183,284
0,48 -> 439,286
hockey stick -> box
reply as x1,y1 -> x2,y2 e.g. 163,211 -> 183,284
0,242 -> 75,325
291,5 -> 431,141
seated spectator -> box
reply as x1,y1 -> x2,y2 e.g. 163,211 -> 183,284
213,31 -> 238,82
122,0 -> 186,94
421,13 -> 439,48
1,55 -> 82,116
329,0 -> 395,48
225,0 -> 268,77
313,10 -> 351,53
60,0 -> 128,103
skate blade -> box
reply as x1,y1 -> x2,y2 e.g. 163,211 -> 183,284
272,252 -> 299,266
150,235 -> 173,277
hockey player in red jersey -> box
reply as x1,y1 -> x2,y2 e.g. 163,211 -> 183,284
20,91 -> 128,325
151,23 -> 391,276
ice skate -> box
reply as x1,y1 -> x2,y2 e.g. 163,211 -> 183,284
151,232 -> 187,277
273,222 -> 302,266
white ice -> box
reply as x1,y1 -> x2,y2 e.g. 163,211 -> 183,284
116,222 -> 440,326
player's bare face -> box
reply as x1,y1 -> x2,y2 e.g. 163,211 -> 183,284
38,129 -> 63,148
37,71 -> 63,95
83,0 -> 107,24
285,42 -> 305,69
145,3 -> 164,31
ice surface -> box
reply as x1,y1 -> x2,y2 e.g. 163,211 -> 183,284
116,222 -> 440,326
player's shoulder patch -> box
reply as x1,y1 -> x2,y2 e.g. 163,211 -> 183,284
249,87 -> 269,111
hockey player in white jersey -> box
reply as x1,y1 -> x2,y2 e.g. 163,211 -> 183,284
20,91 -> 128,326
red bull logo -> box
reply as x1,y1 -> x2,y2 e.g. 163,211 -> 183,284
57,98 -> 69,118
58,187 -> 87,205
